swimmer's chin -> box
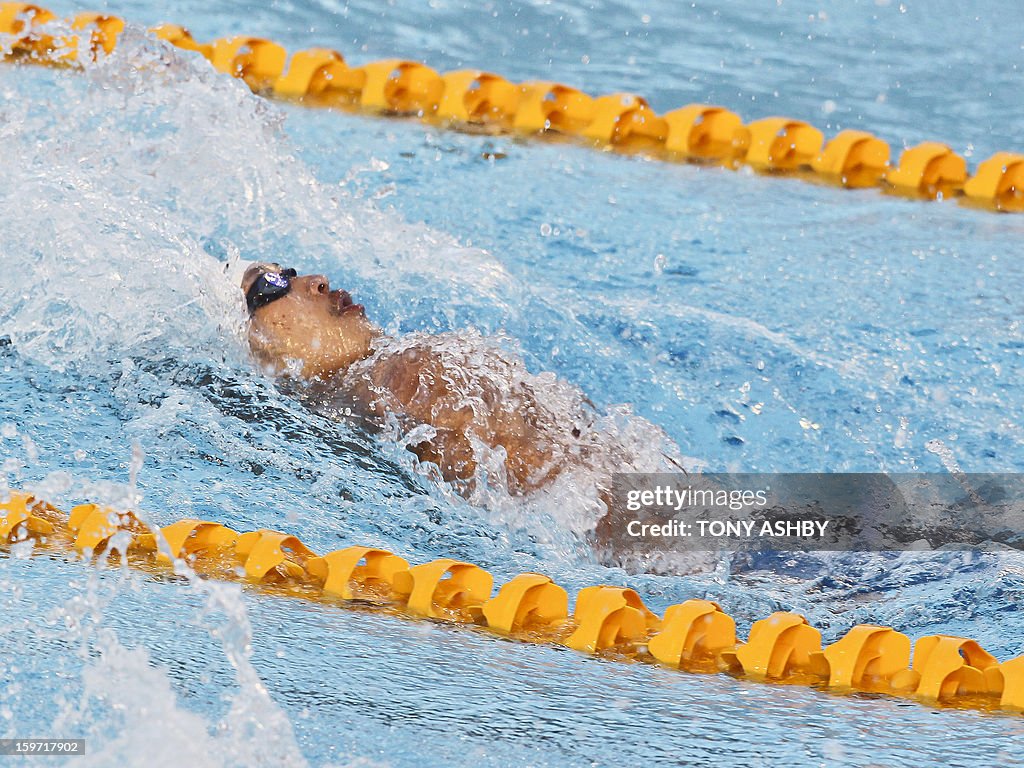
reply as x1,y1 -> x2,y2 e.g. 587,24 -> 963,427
253,355 -> 307,380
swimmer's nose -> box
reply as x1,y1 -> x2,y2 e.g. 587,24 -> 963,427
303,274 -> 330,295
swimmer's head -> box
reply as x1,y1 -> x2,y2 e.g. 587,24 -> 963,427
242,262 -> 380,379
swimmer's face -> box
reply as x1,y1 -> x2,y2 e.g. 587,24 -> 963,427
242,263 -> 380,379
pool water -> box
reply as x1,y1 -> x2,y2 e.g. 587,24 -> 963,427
1,1 -> 1024,766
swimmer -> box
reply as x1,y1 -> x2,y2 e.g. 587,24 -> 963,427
241,262 -> 608,497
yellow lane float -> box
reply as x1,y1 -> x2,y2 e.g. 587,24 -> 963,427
0,488 -> 1022,715
2,3 -> 1022,212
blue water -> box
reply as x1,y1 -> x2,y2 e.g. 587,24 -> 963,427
1,1 -> 1024,766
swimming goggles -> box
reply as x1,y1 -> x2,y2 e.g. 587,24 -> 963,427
246,267 -> 297,313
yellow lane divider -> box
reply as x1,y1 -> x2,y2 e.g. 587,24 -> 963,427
2,3 -> 1023,212
3,489 -> 1023,714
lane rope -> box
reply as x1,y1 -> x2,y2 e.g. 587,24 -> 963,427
2,490 -> 1022,715
1,3 -> 1023,212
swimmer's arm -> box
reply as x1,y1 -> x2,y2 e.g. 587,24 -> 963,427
347,349 -> 477,481
354,346 -> 562,493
